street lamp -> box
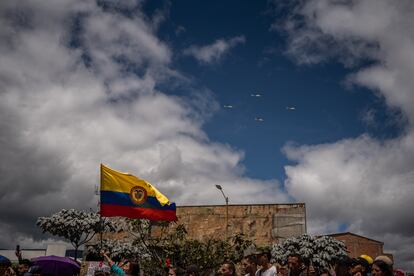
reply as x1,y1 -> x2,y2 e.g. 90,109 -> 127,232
215,184 -> 229,240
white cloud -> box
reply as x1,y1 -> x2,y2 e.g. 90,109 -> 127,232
279,0 -> 414,270
0,1 -> 287,249
183,36 -> 246,64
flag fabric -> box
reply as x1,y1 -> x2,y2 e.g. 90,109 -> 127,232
100,164 -> 177,221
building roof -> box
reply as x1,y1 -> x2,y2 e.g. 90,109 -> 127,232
176,203 -> 306,208
326,232 -> 384,245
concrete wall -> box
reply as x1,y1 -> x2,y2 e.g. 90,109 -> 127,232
169,203 -> 306,245
0,244 -> 68,262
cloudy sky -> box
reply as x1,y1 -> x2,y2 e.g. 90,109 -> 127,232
1,0 -> 413,270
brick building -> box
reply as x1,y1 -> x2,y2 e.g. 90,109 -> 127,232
327,232 -> 393,261
170,203 -> 307,245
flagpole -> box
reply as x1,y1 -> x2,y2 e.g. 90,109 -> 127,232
99,164 -> 103,249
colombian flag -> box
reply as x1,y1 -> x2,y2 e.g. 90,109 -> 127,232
100,164 -> 177,221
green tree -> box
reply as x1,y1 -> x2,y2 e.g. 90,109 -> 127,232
37,209 -> 116,260
87,219 -> 254,274
138,224 -> 253,274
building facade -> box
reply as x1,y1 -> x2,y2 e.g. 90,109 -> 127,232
327,232 -> 393,261
171,203 -> 306,245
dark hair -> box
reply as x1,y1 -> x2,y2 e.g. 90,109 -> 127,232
355,257 -> 371,273
244,255 -> 257,265
186,264 -> 198,274
288,253 -> 302,262
129,262 -> 140,275
259,251 -> 272,262
373,260 -> 393,276
335,256 -> 353,276
20,259 -> 31,266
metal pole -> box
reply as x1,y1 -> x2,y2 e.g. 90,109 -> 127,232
225,195 -> 229,241
215,185 -> 229,241
99,164 -> 103,249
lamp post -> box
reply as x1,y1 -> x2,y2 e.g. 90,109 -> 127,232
215,184 -> 229,240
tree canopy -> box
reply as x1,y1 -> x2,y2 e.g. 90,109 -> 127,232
271,234 -> 348,269
37,209 -> 116,260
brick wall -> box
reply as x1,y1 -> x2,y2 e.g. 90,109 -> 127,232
94,204 -> 306,248
329,233 -> 384,259
165,203 -> 306,246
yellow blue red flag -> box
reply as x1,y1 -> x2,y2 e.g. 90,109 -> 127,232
100,164 -> 177,221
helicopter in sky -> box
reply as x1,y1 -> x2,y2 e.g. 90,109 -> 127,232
250,93 -> 262,97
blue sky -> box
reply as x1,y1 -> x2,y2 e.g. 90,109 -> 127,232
148,0 -> 401,181
0,0 -> 413,270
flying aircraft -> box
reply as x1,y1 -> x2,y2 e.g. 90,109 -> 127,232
223,105 -> 234,109
250,93 -> 262,97
254,117 -> 264,122
286,106 -> 296,111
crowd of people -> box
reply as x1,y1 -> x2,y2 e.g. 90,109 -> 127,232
93,250 -> 396,276
0,248 -> 397,276
0,250 -> 43,276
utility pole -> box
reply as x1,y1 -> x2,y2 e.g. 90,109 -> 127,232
215,184 -> 229,241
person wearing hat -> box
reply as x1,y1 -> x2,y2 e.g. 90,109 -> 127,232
351,257 -> 371,276
374,256 -> 393,268
359,255 -> 373,266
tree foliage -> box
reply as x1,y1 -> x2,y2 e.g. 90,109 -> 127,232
139,223 -> 253,274
271,234 -> 347,269
87,239 -> 149,261
37,209 -> 116,260
86,219 -> 254,274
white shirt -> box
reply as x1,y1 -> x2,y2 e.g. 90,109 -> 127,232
256,265 -> 277,276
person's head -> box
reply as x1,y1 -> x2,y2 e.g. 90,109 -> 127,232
218,261 -> 235,276
117,259 -> 139,275
351,260 -> 363,276
17,259 -> 31,275
242,255 -> 257,274
374,256 -> 393,270
372,260 -> 393,276
320,268 -> 332,276
359,255 -> 373,266
352,257 -> 370,276
276,263 -> 288,276
118,260 -> 130,272
287,254 -> 302,272
186,264 -> 198,276
126,262 -> 140,275
335,256 -> 353,276
28,265 -> 42,276
168,267 -> 177,276
257,251 -> 272,266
